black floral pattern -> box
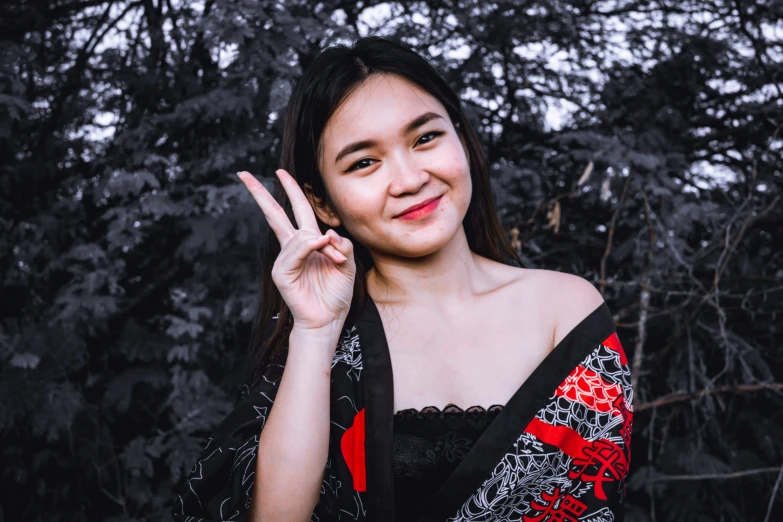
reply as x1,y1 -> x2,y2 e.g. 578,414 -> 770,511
393,403 -> 504,517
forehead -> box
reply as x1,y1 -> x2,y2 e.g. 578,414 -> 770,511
321,74 -> 445,151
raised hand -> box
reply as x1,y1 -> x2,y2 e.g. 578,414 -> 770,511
237,169 -> 356,331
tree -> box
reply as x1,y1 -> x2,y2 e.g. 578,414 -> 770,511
1,0 -> 781,520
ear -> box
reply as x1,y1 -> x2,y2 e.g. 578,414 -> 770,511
303,182 -> 342,228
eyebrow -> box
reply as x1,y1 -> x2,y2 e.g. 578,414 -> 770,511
334,111 -> 445,165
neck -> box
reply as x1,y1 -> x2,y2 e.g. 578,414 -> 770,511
366,227 -> 491,314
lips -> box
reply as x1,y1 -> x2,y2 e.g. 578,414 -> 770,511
395,196 -> 442,218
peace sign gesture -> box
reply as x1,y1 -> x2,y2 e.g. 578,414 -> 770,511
237,169 -> 356,331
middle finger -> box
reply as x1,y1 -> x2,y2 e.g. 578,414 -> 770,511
274,169 -> 320,233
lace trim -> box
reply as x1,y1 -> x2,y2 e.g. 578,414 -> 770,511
394,402 -> 505,418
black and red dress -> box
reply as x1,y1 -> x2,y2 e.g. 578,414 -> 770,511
172,295 -> 633,521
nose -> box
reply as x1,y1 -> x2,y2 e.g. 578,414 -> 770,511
388,150 -> 431,195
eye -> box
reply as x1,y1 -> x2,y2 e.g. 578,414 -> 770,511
346,158 -> 375,172
345,131 -> 445,172
416,131 -> 444,145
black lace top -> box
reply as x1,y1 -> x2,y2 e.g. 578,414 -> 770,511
392,403 -> 504,519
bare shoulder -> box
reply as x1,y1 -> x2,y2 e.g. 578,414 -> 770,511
511,268 -> 605,348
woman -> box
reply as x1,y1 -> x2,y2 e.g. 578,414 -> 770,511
172,35 -> 632,522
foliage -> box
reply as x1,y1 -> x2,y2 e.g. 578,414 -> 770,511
1,0 -> 781,520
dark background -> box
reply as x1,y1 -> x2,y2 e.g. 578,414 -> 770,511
1,0 -> 782,520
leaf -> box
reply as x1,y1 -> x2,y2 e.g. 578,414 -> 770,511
0,93 -> 33,120
186,306 -> 212,322
31,382 -> 83,443
167,344 -> 192,363
103,368 -> 169,413
545,201 -> 561,233
104,170 -> 161,199
176,217 -> 233,261
577,161 -> 594,186
139,192 -> 182,218
121,436 -> 154,478
65,244 -> 108,264
9,353 -> 40,369
269,77 -> 292,113
165,315 -> 204,340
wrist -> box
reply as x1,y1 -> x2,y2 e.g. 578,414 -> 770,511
291,318 -> 347,340
288,322 -> 345,366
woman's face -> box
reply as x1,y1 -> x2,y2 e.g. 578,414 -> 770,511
307,73 -> 472,262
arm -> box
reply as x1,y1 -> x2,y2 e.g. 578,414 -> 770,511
171,320 -> 344,522
249,323 -> 343,521
565,328 -> 633,519
551,273 -> 632,516
552,273 -> 607,347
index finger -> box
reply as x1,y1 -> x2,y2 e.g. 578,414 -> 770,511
237,171 -> 296,243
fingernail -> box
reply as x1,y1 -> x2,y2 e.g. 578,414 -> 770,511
335,251 -> 347,261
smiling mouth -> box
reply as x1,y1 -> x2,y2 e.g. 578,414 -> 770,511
395,196 -> 442,218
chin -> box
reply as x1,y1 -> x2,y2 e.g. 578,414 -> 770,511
393,228 -> 462,258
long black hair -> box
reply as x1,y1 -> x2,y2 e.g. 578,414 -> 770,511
244,35 -> 523,385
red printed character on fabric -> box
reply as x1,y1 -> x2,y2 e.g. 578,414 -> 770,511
523,487 -> 587,522
568,439 -> 628,501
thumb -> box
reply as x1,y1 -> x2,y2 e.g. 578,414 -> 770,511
327,229 -> 353,257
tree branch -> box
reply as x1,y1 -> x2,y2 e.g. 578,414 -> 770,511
631,190 -> 654,395
648,466 -> 783,483
765,466 -> 783,522
599,174 -> 631,296
636,383 -> 783,412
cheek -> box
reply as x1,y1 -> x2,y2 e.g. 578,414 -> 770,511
335,185 -> 383,223
431,147 -> 471,207
441,142 -> 472,209
437,140 -> 471,179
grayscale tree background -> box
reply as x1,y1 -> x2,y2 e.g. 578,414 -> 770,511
1,0 -> 782,520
